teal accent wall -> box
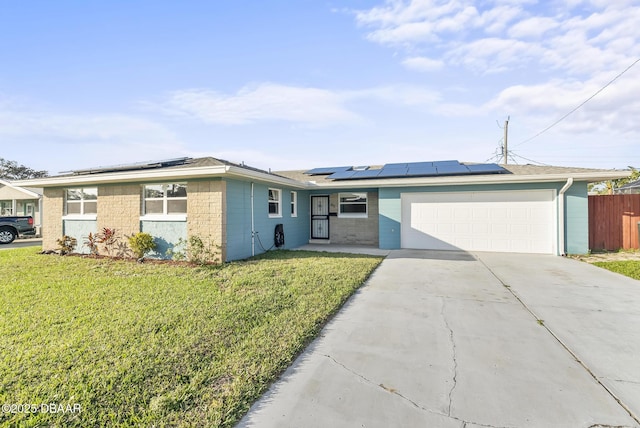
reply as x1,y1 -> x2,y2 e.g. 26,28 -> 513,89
225,180 -> 252,261
225,179 -> 310,261
141,220 -> 187,259
378,188 -> 402,249
564,181 -> 589,255
63,219 -> 97,254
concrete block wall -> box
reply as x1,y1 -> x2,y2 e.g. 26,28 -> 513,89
42,188 -> 64,250
97,184 -> 142,238
328,192 -> 379,246
186,179 -> 226,262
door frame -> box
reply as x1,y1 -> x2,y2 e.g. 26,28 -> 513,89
310,195 -> 330,240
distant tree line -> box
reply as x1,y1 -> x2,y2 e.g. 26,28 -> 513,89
0,158 -> 49,180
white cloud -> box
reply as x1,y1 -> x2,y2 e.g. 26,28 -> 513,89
446,37 -> 542,73
0,102 -> 185,172
151,82 -> 442,126
0,110 -> 176,142
158,83 -> 360,126
485,67 -> 640,134
354,0 -> 640,76
402,56 -> 445,71
507,16 -> 558,38
357,0 -> 481,44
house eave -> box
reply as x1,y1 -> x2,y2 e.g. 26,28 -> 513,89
301,170 -> 631,189
15,164 -> 629,190
224,166 -> 308,189
14,165 -> 307,189
0,178 -> 42,198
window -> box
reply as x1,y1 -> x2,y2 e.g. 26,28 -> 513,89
0,201 -> 12,216
290,191 -> 297,217
338,192 -> 367,218
143,184 -> 187,215
65,188 -> 97,216
268,188 -> 281,217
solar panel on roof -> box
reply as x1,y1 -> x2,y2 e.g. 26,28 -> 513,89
69,157 -> 191,175
377,168 -> 408,178
406,166 -> 437,177
305,166 -> 352,175
383,163 -> 408,169
326,170 -> 357,180
319,160 -> 508,181
432,160 -> 461,167
406,162 -> 434,168
466,164 -> 507,174
350,169 -> 382,179
435,164 -> 470,175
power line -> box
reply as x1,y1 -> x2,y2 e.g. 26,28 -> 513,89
509,151 -> 551,166
513,57 -> 640,148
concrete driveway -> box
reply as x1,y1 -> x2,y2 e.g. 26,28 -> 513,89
238,250 -> 640,428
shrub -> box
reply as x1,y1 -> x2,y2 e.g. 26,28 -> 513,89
168,235 -> 220,265
91,227 -> 131,258
56,235 -> 77,255
127,232 -> 156,259
83,232 -> 99,255
98,227 -> 118,256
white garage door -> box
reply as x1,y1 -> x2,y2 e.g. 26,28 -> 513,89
401,190 -> 556,254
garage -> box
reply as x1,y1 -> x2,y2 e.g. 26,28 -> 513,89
401,190 -> 556,254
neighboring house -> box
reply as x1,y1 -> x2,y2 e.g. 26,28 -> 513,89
615,179 -> 640,194
16,157 -> 628,260
0,179 -> 43,234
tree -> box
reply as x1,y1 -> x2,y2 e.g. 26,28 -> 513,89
0,158 -> 48,180
589,166 -> 639,195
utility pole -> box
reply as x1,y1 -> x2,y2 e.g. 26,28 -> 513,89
503,116 -> 510,164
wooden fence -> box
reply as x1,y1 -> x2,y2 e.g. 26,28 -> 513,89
589,194 -> 640,251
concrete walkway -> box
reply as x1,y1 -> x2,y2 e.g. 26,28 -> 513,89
238,250 -> 640,428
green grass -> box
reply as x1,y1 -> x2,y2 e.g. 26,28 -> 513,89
0,247 -> 382,427
593,260 -> 640,280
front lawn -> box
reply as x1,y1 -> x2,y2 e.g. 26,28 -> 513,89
0,247 -> 382,427
592,260 -> 640,280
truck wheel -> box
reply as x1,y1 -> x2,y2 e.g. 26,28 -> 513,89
0,227 -> 17,244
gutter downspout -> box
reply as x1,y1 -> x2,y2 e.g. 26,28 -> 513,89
558,177 -> 574,256
250,182 -> 255,257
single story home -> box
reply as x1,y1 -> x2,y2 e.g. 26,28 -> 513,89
615,179 -> 640,194
16,157 -> 628,260
0,178 -> 43,234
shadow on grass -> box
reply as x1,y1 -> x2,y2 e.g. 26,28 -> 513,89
247,249 -> 384,261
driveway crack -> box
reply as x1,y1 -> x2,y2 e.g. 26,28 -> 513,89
323,354 -> 514,428
441,297 -> 458,417
323,354 -> 437,414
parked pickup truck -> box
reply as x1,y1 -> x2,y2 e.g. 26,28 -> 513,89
0,216 -> 36,244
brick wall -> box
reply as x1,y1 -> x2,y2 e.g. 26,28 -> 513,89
42,188 -> 64,250
186,180 -> 226,261
97,184 -> 142,243
329,192 -> 379,245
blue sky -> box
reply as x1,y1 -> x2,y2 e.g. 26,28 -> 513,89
1,0 -> 638,174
